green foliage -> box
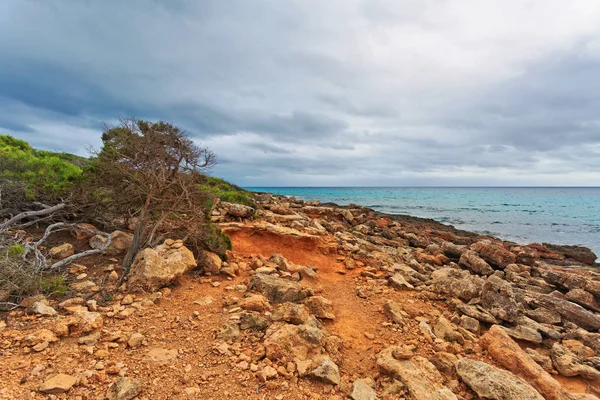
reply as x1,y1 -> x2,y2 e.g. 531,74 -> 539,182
202,223 -> 232,258
0,134 -> 84,201
198,176 -> 255,207
39,275 -> 68,297
7,243 -> 25,258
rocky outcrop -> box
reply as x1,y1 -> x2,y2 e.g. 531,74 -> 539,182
459,250 -> 494,275
128,240 -> 197,292
430,268 -> 484,301
247,273 -> 313,303
481,275 -> 520,322
221,202 -> 256,218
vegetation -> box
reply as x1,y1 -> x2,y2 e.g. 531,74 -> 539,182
198,176 -> 256,208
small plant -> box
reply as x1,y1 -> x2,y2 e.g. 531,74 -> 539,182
7,243 -> 25,258
39,275 -> 68,297
198,176 -> 255,208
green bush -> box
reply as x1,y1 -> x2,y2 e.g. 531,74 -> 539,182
6,244 -> 25,258
0,134 -> 85,201
39,275 -> 68,297
198,175 -> 255,207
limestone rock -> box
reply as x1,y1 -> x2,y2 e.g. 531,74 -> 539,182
200,250 -> 222,274
456,358 -> 544,400
145,347 -> 178,363
310,357 -> 340,385
38,373 -> 77,394
384,300 -> 405,325
351,379 -> 377,400
32,301 -> 57,316
550,343 -> 600,380
481,275 -> 520,322
221,201 -> 255,218
430,268 -> 483,301
459,250 -> 494,276
304,296 -> 335,320
388,273 -> 415,290
535,293 -> 600,331
239,294 -> 271,312
475,242 -> 516,268
128,240 -> 196,292
48,243 -> 74,259
248,273 -> 312,304
105,377 -> 143,400
271,303 -> 311,325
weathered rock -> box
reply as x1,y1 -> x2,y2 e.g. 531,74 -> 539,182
525,307 -> 562,325
441,241 -> 467,259
239,311 -> 268,331
271,303 -> 311,325
304,296 -> 335,320
501,324 -> 543,344
263,322 -> 341,364
310,357 -> 340,385
550,343 -> 600,380
221,201 -> 255,218
460,315 -> 480,334
543,243 -> 597,265
535,293 -> 600,331
481,325 -> 578,400
127,333 -> 144,348
32,301 -> 57,316
239,294 -> 271,312
145,347 -> 178,363
128,241 -> 196,292
351,379 -> 377,400
429,352 -> 458,376
216,322 -> 240,341
65,310 -> 103,335
388,273 -> 415,290
199,250 -> 222,274
455,302 -> 499,324
430,268 -> 484,301
377,347 -> 457,400
433,317 -> 465,344
105,377 -> 144,400
565,289 -> 600,312
90,230 -> 133,253
48,243 -> 74,259
475,242 -> 516,268
384,300 -> 405,325
257,365 -> 278,382
526,348 -> 554,372
459,250 -> 494,276
456,358 -> 544,400
248,273 -> 313,304
481,275 -> 520,322
38,373 -> 77,394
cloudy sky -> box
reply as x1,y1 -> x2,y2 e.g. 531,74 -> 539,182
1,0 -> 600,186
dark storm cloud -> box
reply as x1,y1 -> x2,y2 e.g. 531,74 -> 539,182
1,0 -> 599,185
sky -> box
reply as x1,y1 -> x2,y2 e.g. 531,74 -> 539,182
1,0 -> 600,186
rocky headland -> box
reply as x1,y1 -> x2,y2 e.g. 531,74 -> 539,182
1,191 -> 600,399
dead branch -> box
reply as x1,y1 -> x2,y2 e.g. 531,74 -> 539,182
0,203 -> 66,230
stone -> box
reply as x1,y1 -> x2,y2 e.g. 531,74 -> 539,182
90,231 -> 133,253
441,241 -> 467,259
304,296 -> 335,320
310,358 -> 340,385
192,296 -> 215,306
475,242 -> 516,268
377,347 -> 457,400
460,315 -> 480,334
239,294 -> 271,312
459,250 -> 494,276
216,322 -> 240,341
38,373 -> 77,394
388,273 -> 415,290
257,366 -> 278,382
128,333 -> 144,348
429,352 -> 458,376
526,348 -> 554,372
351,379 -> 377,400
525,307 -> 561,325
433,317 -> 465,344
65,310 -> 103,334
146,347 -> 178,363
456,358 -> 544,400
271,303 -> 311,325
535,293 -> 600,331
200,250 -> 222,274
481,275 -> 520,322
455,302 -> 499,324
501,325 -> 543,344
239,311 -> 268,331
565,289 -> 600,312
248,273 -> 313,304
128,241 -> 196,292
550,343 -> 600,380
221,201 -> 256,218
430,268 -> 484,301
48,243 -> 74,259
383,300 -> 405,325
105,377 -> 144,400
32,301 -> 57,316
480,325 -> 577,400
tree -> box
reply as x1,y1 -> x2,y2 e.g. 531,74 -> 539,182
83,119 -> 216,284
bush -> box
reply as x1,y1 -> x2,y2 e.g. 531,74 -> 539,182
0,134 -> 85,203
6,243 -> 25,258
39,275 -> 68,297
198,176 -> 255,207
0,253 -> 41,303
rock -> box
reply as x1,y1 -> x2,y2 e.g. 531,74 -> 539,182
32,301 -> 57,316
459,250 -> 494,275
200,250 -> 222,274
535,293 -> 600,331
388,273 -> 415,290
146,347 -> 178,363
430,268 -> 484,301
127,333 -> 144,348
550,343 -> 600,380
455,302 -> 499,324
501,325 -> 542,344
480,325 -> 577,400
384,300 -> 405,325
48,243 -> 74,259
221,201 -> 255,218
351,379 -> 377,400
128,241 -> 196,292
192,296 -> 215,306
71,222 -> 97,240
239,311 -> 268,331
460,315 -> 480,334
239,294 -> 271,312
433,317 -> 465,344
456,358 -> 544,400
565,289 -> 600,312
475,242 -> 516,268
257,365 -> 278,382
38,373 -> 77,394
65,310 -> 103,334
304,296 -> 335,320
543,243 -> 597,265
526,348 -> 554,372
271,303 -> 311,325
216,322 -> 240,341
377,347 -> 457,400
90,231 -> 133,253
248,273 -> 313,304
525,307 -> 561,325
481,275 -> 520,322
429,352 -> 458,376
441,241 -> 467,259
310,358 -> 340,385
105,377 -> 144,400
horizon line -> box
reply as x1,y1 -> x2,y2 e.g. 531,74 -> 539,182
243,185 -> 600,189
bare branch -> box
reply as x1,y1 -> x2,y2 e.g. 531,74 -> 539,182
0,203 -> 66,230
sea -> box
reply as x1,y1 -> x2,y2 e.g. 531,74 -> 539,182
246,187 -> 600,256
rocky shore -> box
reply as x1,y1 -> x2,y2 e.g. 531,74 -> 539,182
1,192 -> 600,399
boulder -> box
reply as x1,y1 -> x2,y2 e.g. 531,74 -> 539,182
384,300 -> 405,325
221,201 -> 255,218
128,240 -> 196,292
543,243 -> 597,265
430,268 -> 484,301
475,242 -> 516,268
310,357 -> 340,385
199,250 -> 222,274
271,303 -> 311,325
248,273 -> 313,304
38,373 -> 77,394
535,293 -> 600,331
105,377 -> 144,400
456,358 -> 544,400
481,275 -> 520,322
90,230 -> 133,253
304,296 -> 335,320
377,347 -> 457,400
565,289 -> 600,312
239,294 -> 271,312
459,250 -> 494,276
48,243 -> 74,259
388,273 -> 415,290
550,343 -> 600,380
351,379 -> 377,400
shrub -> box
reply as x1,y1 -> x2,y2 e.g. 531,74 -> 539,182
6,243 -> 25,258
198,176 -> 255,207
39,275 -> 68,297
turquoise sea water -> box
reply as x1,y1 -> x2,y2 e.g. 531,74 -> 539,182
247,187 -> 600,256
